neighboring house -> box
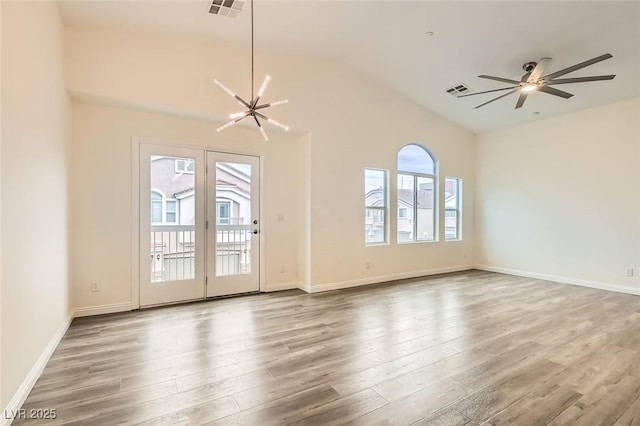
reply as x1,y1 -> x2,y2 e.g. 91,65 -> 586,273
398,185 -> 435,242
150,157 -> 252,280
365,183 -> 435,243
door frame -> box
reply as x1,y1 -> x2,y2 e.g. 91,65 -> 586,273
131,136 -> 266,309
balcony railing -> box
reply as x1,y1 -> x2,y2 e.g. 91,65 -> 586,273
150,221 -> 251,283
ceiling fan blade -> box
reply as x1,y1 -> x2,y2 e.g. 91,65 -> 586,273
546,75 -> 616,85
539,85 -> 574,99
528,57 -> 551,82
458,86 -> 517,97
515,92 -> 528,109
474,89 -> 519,109
478,75 -> 521,85
542,53 -> 613,80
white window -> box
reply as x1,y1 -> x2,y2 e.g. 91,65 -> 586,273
151,191 -> 163,224
165,199 -> 178,224
365,168 -> 387,245
217,201 -> 231,225
445,177 -> 462,240
175,158 -> 195,174
397,144 -> 437,243
398,207 -> 407,218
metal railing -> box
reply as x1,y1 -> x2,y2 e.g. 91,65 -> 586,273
150,222 -> 252,282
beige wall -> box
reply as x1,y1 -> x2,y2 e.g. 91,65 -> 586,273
71,102 -> 304,309
1,1 -> 71,412
65,27 -> 476,304
476,98 -> 640,290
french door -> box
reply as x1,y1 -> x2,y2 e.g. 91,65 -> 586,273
139,143 -> 260,307
206,151 -> 260,297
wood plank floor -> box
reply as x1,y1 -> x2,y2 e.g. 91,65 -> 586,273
14,270 -> 640,425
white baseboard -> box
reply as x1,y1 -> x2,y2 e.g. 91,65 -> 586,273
474,264 -> 640,296
309,265 -> 473,293
74,302 -> 133,318
264,282 -> 301,292
1,311 -> 73,426
298,282 -> 312,293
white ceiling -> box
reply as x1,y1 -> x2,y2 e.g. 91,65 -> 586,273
58,1 -> 640,133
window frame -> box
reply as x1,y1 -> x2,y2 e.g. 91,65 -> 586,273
445,177 -> 462,241
397,144 -> 438,244
216,200 -> 231,225
364,167 -> 388,246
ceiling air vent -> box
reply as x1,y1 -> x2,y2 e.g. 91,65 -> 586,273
209,0 -> 245,18
446,84 -> 473,98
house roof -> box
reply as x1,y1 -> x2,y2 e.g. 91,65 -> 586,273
366,188 -> 434,209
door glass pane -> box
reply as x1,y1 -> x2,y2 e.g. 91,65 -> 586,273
216,161 -> 252,277
150,155 -> 195,283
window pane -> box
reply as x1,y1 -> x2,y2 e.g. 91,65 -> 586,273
166,200 -> 177,223
445,178 -> 459,209
151,201 -> 162,223
397,174 -> 414,242
217,201 -> 230,225
365,168 -> 387,244
365,208 -> 385,244
365,169 -> 386,208
397,144 -> 435,174
445,210 -> 458,240
445,177 -> 461,240
416,176 -> 435,241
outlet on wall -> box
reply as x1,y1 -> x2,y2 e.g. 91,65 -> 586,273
625,268 -> 634,277
280,265 -> 286,274
91,282 -> 100,292
365,261 -> 371,269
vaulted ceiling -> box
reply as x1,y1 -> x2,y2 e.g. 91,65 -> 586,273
58,1 -> 640,133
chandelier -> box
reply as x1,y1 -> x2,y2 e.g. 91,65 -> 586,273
213,0 -> 289,141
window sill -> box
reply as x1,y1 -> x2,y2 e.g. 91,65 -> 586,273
397,239 -> 438,245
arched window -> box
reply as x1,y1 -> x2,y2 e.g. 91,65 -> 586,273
151,190 -> 178,224
151,191 -> 163,224
397,144 -> 437,243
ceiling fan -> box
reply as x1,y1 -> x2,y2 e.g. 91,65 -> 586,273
461,53 -> 615,109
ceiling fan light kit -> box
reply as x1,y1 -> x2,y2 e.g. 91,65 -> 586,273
461,53 -> 616,110
213,0 -> 289,141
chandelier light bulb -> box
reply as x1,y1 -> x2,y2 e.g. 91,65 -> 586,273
257,75 -> 271,98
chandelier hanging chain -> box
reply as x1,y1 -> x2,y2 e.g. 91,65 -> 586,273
213,0 -> 289,141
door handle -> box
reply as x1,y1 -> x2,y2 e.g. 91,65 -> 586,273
252,229 -> 259,235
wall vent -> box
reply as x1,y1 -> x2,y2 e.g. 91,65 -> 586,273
208,0 -> 245,18
446,84 -> 473,98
